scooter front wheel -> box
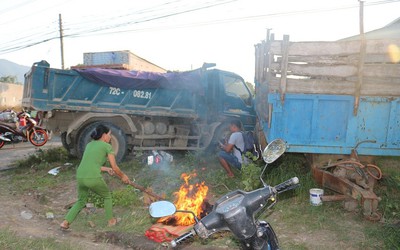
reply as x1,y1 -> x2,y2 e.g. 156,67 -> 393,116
29,129 -> 48,146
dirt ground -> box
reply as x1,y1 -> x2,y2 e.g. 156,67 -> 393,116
0,172 -> 238,250
0,176 -> 377,250
0,175 -> 124,249
0,171 -> 376,250
0,144 -> 393,249
0,141 -> 225,249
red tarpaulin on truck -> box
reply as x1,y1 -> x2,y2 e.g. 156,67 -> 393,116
74,68 -> 205,94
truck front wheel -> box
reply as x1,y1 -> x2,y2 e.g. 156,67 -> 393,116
207,123 -> 231,153
77,122 -> 127,162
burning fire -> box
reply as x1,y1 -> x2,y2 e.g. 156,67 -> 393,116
158,172 -> 209,226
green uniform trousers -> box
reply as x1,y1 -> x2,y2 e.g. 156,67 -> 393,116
65,177 -> 113,223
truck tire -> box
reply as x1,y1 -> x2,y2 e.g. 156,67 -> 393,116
61,132 -> 69,151
207,123 -> 231,153
77,122 -> 127,162
61,132 -> 78,157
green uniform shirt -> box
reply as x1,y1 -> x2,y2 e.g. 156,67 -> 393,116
76,140 -> 114,178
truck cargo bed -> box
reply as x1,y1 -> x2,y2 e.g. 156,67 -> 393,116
255,35 -> 400,156
23,61 -> 200,118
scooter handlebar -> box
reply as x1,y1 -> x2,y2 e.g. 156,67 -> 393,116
171,230 -> 194,248
274,177 -> 299,193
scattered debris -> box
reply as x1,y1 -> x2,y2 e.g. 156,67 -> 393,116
85,203 -> 96,214
159,151 -> 173,162
48,163 -> 73,176
48,167 -> 61,176
46,212 -> 54,219
20,210 -> 33,220
145,223 -> 192,243
311,145 -> 383,221
147,150 -> 173,165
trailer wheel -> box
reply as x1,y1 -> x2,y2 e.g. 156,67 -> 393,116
77,122 -> 127,162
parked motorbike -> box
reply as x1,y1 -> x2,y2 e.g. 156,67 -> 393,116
149,139 -> 299,250
0,111 -> 48,149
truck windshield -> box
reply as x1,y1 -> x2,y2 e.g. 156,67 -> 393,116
222,75 -> 252,106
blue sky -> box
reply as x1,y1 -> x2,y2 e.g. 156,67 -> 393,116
1,0 -> 399,82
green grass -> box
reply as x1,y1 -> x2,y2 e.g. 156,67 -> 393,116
258,154 -> 400,250
5,148 -> 78,196
0,228 -> 81,250
1,147 -> 399,249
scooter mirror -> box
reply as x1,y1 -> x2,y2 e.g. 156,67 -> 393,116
149,201 -> 176,218
262,139 -> 286,163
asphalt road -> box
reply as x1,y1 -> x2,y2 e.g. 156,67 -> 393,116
0,136 -> 62,171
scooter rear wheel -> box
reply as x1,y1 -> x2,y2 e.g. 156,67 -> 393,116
29,129 -> 48,146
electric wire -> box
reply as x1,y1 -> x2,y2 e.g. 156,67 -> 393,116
0,0 -> 237,54
62,0 -> 400,39
65,0 -> 238,38
0,0 -> 399,55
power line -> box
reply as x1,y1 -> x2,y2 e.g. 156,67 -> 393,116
62,0 -> 400,39
0,0 -> 69,27
0,0 -> 36,15
65,0 -> 238,38
0,0 -> 237,54
0,0 -> 398,55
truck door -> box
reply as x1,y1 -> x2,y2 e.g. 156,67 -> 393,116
219,72 -> 256,130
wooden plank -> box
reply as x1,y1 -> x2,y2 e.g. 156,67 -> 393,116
268,77 -> 400,96
288,64 -> 357,77
269,78 -> 355,95
269,63 -> 400,78
354,31 -> 367,115
363,64 -> 400,78
70,64 -> 130,70
254,44 -> 262,83
269,39 -> 400,56
275,54 -> 392,65
279,35 -> 290,102
256,37 -> 400,97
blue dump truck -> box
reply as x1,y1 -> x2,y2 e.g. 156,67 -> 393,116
23,61 -> 256,161
23,34 -> 400,161
254,34 -> 400,156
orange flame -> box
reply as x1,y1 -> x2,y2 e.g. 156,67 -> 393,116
158,172 -> 208,226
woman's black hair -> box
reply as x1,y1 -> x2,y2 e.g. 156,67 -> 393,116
90,124 -> 110,140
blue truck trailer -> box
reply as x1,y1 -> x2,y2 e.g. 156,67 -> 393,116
253,34 -> 400,220
254,34 -> 400,156
23,61 -> 256,161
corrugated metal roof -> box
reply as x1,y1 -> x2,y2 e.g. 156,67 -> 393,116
340,17 -> 400,40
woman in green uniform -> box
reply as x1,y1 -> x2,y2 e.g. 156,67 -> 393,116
60,124 -> 130,229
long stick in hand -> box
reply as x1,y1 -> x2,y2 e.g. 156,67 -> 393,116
127,180 -> 164,200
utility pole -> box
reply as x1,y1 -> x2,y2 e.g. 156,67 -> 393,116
354,0 -> 365,115
59,13 -> 65,69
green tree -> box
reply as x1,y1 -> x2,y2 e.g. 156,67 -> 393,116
0,75 -> 17,83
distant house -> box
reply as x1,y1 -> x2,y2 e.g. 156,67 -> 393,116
0,82 -> 23,108
341,17 -> 400,40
